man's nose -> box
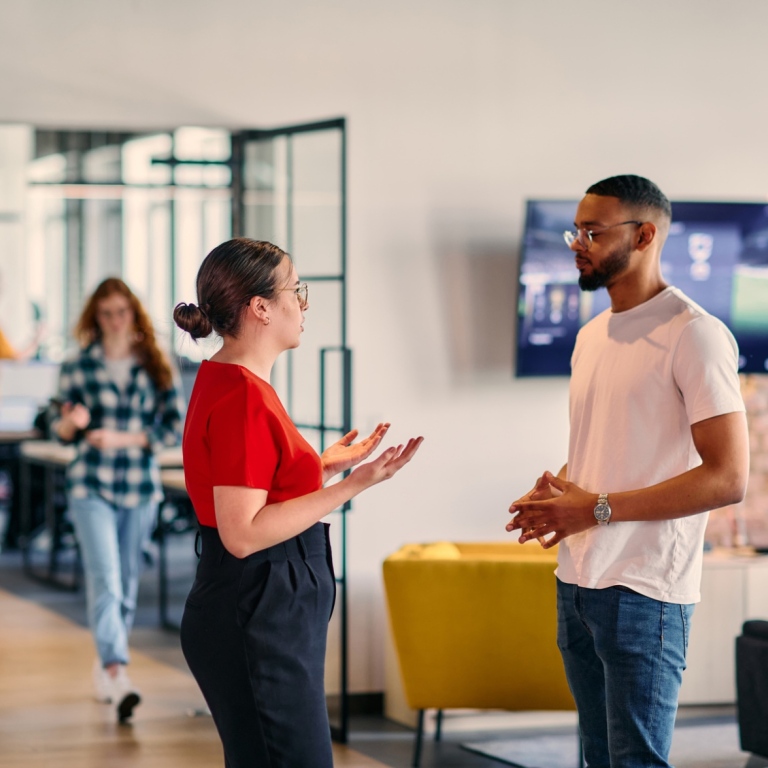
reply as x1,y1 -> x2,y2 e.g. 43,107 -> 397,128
570,234 -> 588,253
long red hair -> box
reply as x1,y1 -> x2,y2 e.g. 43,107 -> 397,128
75,278 -> 173,392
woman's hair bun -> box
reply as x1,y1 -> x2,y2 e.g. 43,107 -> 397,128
173,302 -> 213,341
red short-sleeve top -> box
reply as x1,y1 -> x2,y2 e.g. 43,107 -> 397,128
182,361 -> 323,528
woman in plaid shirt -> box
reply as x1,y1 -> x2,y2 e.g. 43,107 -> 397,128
53,278 -> 183,722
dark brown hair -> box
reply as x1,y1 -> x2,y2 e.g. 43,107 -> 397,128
173,238 -> 288,340
75,277 -> 174,391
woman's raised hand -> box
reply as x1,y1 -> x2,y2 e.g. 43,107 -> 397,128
55,402 -> 92,443
321,422 -> 391,482
348,436 -> 424,490
61,402 -> 91,431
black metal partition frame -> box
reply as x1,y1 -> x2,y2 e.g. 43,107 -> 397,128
233,119 -> 351,742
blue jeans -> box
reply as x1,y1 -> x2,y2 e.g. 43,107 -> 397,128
70,494 -> 157,666
556,579 -> 694,768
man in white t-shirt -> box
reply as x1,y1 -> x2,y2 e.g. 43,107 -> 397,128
507,175 -> 749,768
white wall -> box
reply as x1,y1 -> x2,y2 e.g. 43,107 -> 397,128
2,0 -> 768,693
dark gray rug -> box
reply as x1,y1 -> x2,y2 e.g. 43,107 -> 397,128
461,721 -> 751,768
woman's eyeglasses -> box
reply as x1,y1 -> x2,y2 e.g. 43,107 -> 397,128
248,283 -> 309,310
281,283 -> 308,309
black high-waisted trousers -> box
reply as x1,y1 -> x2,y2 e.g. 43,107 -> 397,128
180,523 -> 336,768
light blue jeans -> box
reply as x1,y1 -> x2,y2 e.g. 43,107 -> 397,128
69,494 -> 157,666
556,578 -> 694,768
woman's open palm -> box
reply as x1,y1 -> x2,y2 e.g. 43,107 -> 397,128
349,436 -> 424,489
321,423 -> 391,482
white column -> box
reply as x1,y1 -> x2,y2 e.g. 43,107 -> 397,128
0,125 -> 33,350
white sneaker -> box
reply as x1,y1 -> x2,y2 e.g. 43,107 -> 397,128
111,666 -> 141,723
92,659 -> 113,703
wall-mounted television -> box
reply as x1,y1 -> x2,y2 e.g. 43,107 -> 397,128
516,199 -> 768,376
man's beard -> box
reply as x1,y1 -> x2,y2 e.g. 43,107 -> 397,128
578,243 -> 632,291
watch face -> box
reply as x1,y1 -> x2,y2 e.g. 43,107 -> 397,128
594,503 -> 611,522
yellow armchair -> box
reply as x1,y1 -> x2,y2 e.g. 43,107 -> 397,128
383,541 -> 576,766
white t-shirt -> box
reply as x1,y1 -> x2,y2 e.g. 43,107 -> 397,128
556,286 -> 745,604
104,355 -> 137,392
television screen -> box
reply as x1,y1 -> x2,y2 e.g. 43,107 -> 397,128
516,199 -> 768,376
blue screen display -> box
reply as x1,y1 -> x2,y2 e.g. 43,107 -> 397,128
516,200 -> 768,376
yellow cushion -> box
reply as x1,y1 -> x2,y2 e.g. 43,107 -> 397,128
388,541 -> 462,560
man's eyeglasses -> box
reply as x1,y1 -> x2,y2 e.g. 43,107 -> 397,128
563,220 -> 643,250
281,282 -> 309,309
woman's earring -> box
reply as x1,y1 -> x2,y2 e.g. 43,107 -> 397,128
264,317 -> 270,326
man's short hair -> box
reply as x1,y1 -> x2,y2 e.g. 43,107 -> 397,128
586,175 -> 672,220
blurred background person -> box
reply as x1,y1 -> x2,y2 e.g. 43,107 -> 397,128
52,277 -> 183,723
0,299 -> 46,360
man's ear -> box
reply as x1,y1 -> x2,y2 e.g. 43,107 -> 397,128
636,222 -> 657,251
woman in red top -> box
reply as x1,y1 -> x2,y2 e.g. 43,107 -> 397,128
174,238 -> 422,767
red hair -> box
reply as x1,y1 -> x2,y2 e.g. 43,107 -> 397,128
75,278 -> 173,392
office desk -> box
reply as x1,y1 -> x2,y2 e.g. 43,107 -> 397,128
18,440 -> 184,591
18,440 -> 77,589
0,429 -> 43,550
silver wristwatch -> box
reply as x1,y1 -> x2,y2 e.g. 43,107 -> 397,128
594,493 -> 612,525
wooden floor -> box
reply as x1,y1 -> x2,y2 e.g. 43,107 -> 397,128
0,588 -> 389,768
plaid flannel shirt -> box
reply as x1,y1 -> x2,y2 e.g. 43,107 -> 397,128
55,343 -> 184,507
